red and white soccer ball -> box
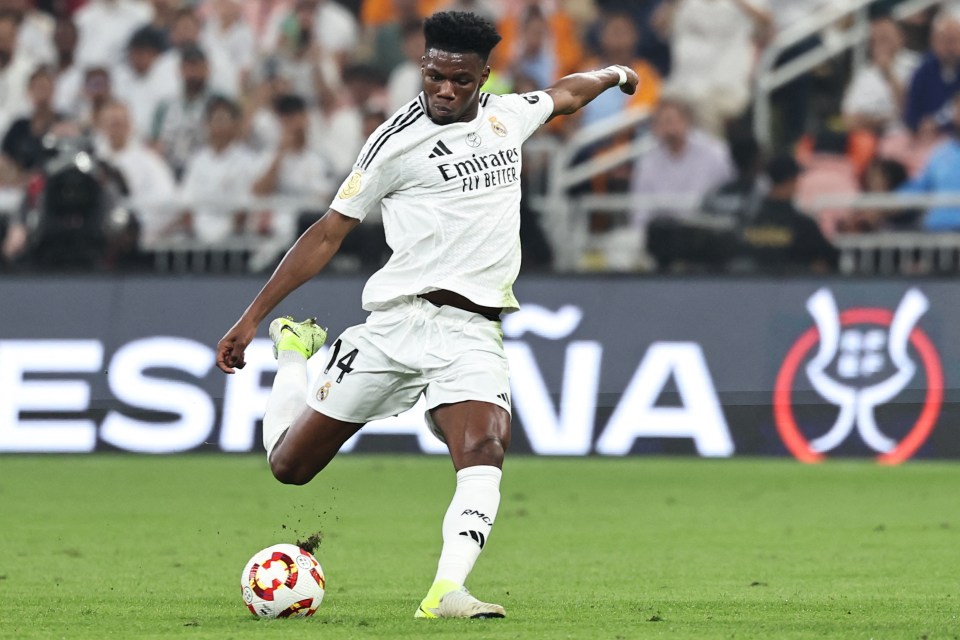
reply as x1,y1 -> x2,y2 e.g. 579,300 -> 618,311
241,544 -> 325,618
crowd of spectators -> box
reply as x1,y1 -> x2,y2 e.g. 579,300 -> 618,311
0,0 -> 958,273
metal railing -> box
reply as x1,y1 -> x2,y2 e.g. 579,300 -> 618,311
52,165 -> 960,276
529,109 -> 652,270
539,189 -> 960,275
752,0 -> 945,147
527,0 -> 952,272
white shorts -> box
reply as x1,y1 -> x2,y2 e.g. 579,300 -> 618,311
306,295 -> 511,440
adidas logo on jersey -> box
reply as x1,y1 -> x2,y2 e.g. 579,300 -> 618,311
428,140 -> 453,158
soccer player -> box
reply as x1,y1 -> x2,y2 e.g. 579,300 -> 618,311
216,11 -> 638,619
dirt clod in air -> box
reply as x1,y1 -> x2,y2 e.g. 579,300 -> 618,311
296,531 -> 324,554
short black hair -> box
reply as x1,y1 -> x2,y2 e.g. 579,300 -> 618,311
274,93 -> 307,116
128,25 -> 168,53
205,95 -> 241,120
766,155 -> 800,186
423,11 -> 502,61
180,43 -> 207,64
867,158 -> 909,190
728,135 -> 762,176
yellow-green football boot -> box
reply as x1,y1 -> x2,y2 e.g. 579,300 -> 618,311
268,316 -> 327,359
414,579 -> 505,619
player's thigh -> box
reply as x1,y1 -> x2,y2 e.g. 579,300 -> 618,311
425,325 -> 513,469
430,401 -> 511,471
307,326 -> 423,424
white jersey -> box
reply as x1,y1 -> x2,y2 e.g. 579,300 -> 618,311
330,91 -> 554,313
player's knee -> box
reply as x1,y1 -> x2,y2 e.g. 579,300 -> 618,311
269,455 -> 310,486
463,434 -> 507,466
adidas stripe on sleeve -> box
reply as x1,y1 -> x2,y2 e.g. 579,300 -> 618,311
330,102 -> 425,221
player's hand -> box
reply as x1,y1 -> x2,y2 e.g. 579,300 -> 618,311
217,318 -> 257,374
618,66 -> 640,96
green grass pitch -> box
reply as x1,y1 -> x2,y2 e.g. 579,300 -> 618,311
0,455 -> 957,639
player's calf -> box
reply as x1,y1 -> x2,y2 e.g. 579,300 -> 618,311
268,410 -> 364,485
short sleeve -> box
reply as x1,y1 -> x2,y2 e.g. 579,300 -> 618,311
329,143 -> 402,222
498,91 -> 554,141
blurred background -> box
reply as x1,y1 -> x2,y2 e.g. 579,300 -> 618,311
2,0 -> 960,463
2,0 -> 960,276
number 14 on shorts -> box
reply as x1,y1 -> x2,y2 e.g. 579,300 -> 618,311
324,339 -> 359,383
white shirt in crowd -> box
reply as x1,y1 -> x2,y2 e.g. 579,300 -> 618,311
0,54 -> 35,139
271,49 -> 341,107
249,145 -> 333,268
630,129 -> 735,228
257,147 -> 333,203
158,47 -> 241,100
179,141 -> 259,244
668,0 -> 769,116
842,50 -> 920,125
201,14 -> 257,77
95,135 -> 178,246
387,61 -> 422,116
313,107 -> 364,179
766,0 -> 838,32
111,60 -> 181,140
74,0 -> 153,69
330,91 -> 554,312
260,0 -> 358,56
249,106 -> 362,180
154,92 -> 212,175
53,66 -> 83,118
16,11 -> 56,66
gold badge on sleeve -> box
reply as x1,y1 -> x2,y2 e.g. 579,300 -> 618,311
338,171 -> 362,199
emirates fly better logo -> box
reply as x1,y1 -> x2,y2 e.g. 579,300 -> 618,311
773,288 -> 943,464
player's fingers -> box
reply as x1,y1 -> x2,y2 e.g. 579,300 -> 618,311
228,343 -> 248,370
216,340 -> 239,374
216,350 -> 236,374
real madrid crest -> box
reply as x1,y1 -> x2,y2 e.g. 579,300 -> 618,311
466,132 -> 482,147
489,117 -> 507,137
317,381 -> 332,401
338,171 -> 362,199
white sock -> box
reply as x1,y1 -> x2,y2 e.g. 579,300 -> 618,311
433,465 -> 502,586
262,350 -> 308,457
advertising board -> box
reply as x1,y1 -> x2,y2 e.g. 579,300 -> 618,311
1,276 -> 955,462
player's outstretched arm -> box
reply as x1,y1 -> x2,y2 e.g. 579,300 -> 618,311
216,209 -> 359,373
544,65 -> 640,120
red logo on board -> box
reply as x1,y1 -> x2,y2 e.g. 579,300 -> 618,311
773,288 -> 943,464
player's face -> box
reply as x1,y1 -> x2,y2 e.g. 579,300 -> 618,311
421,48 -> 489,125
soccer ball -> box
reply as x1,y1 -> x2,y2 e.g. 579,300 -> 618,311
240,544 -> 325,618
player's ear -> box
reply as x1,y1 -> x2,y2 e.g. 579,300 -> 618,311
480,65 -> 490,88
